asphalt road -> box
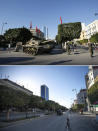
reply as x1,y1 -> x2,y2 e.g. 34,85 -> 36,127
0,46 -> 98,65
0,112 -> 98,131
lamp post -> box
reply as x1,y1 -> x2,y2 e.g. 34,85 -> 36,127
72,89 -> 77,97
1,22 -> 7,35
94,13 -> 98,16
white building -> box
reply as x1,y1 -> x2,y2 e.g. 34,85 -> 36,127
85,66 -> 98,89
77,89 -> 87,105
85,20 -> 98,39
85,66 -> 98,112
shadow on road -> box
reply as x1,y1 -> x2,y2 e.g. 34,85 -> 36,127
48,60 -> 72,65
0,57 -> 35,65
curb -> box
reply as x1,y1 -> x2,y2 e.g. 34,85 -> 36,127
0,114 -> 53,128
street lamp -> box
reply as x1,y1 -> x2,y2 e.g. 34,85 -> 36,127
72,89 -> 77,96
94,13 -> 98,16
1,22 -> 7,35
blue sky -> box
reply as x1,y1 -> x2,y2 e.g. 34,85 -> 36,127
0,0 -> 98,38
0,66 -> 88,108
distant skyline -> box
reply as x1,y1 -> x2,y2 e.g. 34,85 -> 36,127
0,66 -> 88,108
0,0 -> 98,39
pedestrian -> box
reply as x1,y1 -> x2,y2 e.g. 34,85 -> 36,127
89,43 -> 94,57
72,42 -> 74,52
67,43 -> 71,55
8,44 -> 11,53
66,117 -> 71,130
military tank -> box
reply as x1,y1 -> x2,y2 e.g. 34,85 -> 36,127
23,38 -> 55,55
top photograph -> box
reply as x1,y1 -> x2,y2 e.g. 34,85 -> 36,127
0,0 -> 98,65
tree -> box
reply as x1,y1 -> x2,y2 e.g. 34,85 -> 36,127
72,104 -> 84,112
0,35 -> 7,48
17,27 -> 32,44
90,33 -> 98,43
56,22 -> 82,45
88,81 -> 98,104
4,27 -> 32,45
79,39 -> 88,44
0,85 -> 30,120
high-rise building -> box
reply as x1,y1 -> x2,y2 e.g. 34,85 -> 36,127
40,85 -> 49,100
43,26 -> 48,40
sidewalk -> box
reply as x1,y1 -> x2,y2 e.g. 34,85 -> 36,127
0,115 -> 43,128
83,112 -> 98,128
0,113 -> 54,128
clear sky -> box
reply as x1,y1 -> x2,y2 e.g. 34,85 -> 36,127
0,66 -> 88,108
0,0 -> 98,38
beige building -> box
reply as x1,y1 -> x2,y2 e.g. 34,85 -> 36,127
79,30 -> 86,40
30,29 -> 44,40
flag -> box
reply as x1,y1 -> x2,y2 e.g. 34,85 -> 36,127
30,21 -> 32,29
60,16 -> 62,24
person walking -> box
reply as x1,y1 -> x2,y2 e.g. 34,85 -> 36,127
89,43 -> 94,57
8,43 -> 11,53
72,42 -> 74,52
66,117 -> 71,131
67,43 -> 71,55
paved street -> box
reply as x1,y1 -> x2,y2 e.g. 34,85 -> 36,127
0,46 -> 98,65
0,112 -> 98,131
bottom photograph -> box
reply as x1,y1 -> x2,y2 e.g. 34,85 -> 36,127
0,66 -> 98,131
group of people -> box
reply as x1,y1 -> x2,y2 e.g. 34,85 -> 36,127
64,42 -> 76,55
64,41 -> 95,57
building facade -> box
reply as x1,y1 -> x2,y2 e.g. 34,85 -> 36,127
85,66 -> 98,111
85,66 -> 98,89
40,85 -> 49,100
0,79 -> 33,96
77,89 -> 87,105
30,29 -> 44,40
79,20 -> 98,40
43,26 -> 48,40
85,20 -> 98,39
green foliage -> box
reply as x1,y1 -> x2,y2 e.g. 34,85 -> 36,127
79,39 -> 88,44
0,85 -> 30,110
90,33 -> 98,43
88,81 -> 98,104
0,35 -> 8,48
0,85 -> 67,112
4,27 -> 32,44
56,22 -> 82,43
72,104 -> 84,111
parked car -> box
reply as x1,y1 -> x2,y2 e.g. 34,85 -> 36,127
57,109 -> 63,115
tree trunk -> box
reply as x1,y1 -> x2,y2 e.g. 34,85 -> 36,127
7,109 -> 10,121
